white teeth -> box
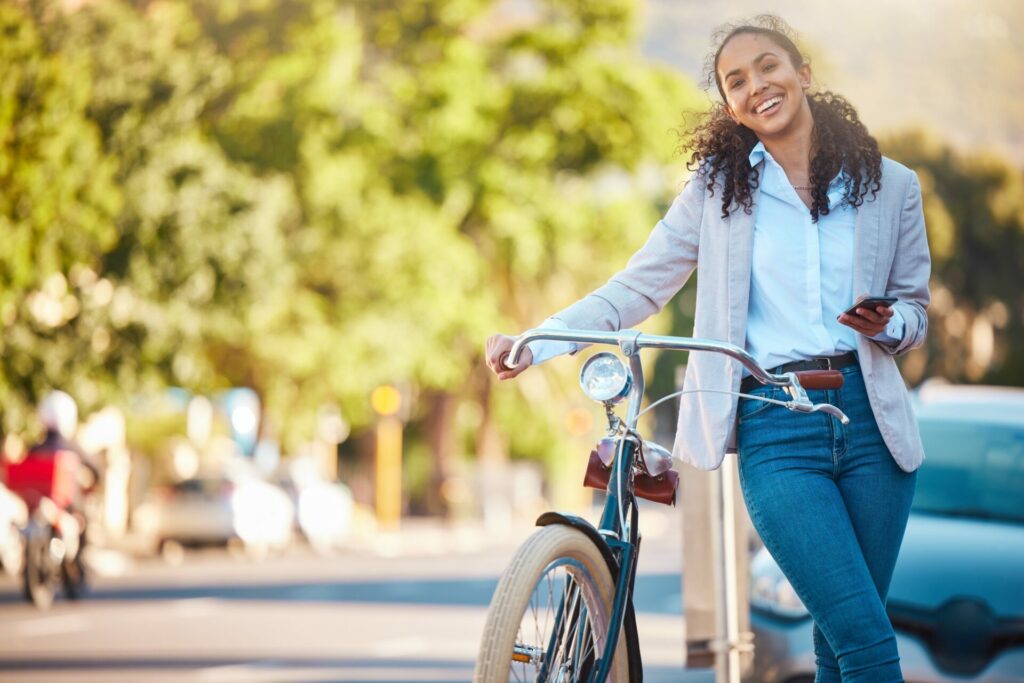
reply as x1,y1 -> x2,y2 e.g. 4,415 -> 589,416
756,96 -> 782,114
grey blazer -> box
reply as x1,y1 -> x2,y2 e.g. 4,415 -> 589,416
552,157 -> 931,472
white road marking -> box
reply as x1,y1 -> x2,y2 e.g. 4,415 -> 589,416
15,613 -> 89,637
369,635 -> 430,657
171,597 -> 221,617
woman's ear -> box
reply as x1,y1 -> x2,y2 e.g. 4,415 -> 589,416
799,63 -> 812,90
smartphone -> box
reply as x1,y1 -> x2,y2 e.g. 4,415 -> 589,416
842,296 -> 897,318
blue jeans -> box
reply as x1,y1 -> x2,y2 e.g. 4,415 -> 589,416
737,364 -> 916,683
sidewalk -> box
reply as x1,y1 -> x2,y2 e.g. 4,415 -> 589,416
94,505 -> 679,565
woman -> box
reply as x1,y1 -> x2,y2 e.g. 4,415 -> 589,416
485,16 -> 930,683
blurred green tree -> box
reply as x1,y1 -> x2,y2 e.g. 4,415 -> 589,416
0,2 -> 120,435
1,0 -> 297,442
347,0 -> 703,511
1,0 -> 702,514
882,131 -> 1024,386
64,1 -> 297,414
192,0 -> 704,510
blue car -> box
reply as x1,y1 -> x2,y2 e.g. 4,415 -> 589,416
746,384 -> 1024,683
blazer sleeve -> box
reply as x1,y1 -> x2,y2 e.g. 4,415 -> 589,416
881,171 -> 931,355
549,173 -> 706,333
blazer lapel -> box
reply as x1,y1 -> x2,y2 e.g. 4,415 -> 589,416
727,180 -> 759,359
853,190 -> 881,298
852,188 -> 881,374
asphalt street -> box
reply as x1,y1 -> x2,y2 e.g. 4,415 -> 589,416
0,508 -> 715,682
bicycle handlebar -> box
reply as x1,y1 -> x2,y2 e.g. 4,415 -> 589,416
507,327 -> 850,425
509,328 -> 790,387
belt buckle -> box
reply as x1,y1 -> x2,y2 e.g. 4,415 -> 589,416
817,356 -> 833,371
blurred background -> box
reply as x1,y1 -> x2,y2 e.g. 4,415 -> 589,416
1,0 -> 1022,681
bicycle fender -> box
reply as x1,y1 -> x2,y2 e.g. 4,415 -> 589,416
536,512 -> 619,574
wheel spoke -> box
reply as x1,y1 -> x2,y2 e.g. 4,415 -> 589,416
510,568 -> 601,681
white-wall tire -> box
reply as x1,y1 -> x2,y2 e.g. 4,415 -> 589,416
475,524 -> 630,682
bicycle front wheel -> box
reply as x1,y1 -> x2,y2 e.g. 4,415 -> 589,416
475,524 -> 630,682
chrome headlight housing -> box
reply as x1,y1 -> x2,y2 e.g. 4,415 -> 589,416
579,352 -> 632,404
750,546 -> 809,619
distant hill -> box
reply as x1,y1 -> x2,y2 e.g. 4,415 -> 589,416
640,0 -> 1024,160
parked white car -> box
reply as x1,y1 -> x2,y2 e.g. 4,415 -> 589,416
134,475 -> 294,558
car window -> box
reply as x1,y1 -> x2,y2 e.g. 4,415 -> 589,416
914,418 -> 1024,524
173,479 -> 227,497
172,480 -> 204,495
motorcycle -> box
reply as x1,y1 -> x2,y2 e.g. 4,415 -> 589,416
4,449 -> 92,609
21,495 -> 87,609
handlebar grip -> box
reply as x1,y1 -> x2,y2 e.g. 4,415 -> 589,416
497,351 -> 513,372
795,370 -> 844,390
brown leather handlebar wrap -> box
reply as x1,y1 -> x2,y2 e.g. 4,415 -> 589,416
794,369 -> 845,390
583,450 -> 679,506
497,351 -> 511,372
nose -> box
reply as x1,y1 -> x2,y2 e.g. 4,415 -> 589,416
749,73 -> 768,96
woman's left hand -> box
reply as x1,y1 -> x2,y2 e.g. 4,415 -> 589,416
838,303 -> 894,337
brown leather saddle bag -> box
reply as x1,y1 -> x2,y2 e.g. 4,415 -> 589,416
583,450 -> 679,506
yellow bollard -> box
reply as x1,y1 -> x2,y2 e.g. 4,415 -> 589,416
371,385 -> 403,531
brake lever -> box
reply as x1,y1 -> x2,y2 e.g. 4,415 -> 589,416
786,400 -> 850,425
777,371 -> 850,424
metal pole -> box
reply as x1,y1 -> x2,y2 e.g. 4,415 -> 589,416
717,454 -> 742,683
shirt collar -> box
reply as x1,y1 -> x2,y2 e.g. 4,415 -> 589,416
748,141 -> 767,168
748,140 -> 848,194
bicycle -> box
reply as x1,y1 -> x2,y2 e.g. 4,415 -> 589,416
474,327 -> 849,682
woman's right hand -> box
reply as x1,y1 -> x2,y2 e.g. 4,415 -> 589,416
485,334 -> 533,381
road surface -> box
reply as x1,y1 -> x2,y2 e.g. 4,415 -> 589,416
0,510 -> 713,682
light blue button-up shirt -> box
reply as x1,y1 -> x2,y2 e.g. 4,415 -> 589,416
529,142 -> 903,367
744,141 -> 902,371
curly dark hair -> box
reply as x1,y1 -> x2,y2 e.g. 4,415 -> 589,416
682,16 -> 882,222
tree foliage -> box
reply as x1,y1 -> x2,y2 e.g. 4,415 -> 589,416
0,2 -> 120,431
1,0 -> 700,466
881,131 -> 1024,385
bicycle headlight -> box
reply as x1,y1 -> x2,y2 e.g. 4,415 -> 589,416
579,353 -> 632,404
750,546 -> 809,619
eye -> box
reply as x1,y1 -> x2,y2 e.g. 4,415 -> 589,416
763,62 -> 777,72
729,79 -> 744,90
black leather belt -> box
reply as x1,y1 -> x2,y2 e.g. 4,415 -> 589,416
740,352 -> 858,394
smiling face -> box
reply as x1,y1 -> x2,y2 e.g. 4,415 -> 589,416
715,32 -> 813,141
